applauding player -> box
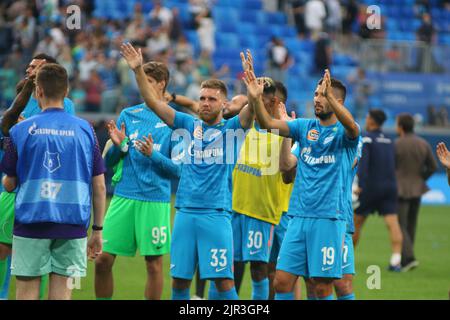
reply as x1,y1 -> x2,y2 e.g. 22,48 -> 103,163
120,43 -> 255,300
250,65 -> 360,300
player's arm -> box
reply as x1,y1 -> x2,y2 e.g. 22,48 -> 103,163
237,51 -> 255,129
1,79 -> 33,136
241,51 -> 290,136
88,174 -> 106,260
0,137 -> 18,192
436,142 -> 450,185
223,95 -> 248,119
121,43 -> 175,127
274,101 -> 298,172
135,134 -> 182,179
282,165 -> 297,184
321,69 -> 359,139
165,92 -> 200,114
1,60 -> 45,136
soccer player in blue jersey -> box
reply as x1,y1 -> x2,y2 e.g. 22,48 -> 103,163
95,61 -> 181,300
121,43 -> 255,300
0,55 -> 75,299
252,67 -> 360,300
0,63 -> 105,300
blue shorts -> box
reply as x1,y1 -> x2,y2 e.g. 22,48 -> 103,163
342,233 -> 355,275
232,212 -> 274,263
170,210 -> 234,280
276,216 -> 346,279
269,212 -> 291,263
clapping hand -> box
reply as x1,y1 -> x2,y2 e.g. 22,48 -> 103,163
136,134 -> 154,157
437,142 -> 450,169
107,120 -> 126,146
120,43 -> 143,71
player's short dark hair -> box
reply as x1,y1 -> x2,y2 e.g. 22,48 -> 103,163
142,61 -> 170,92
318,77 -> 347,101
32,53 -> 58,64
369,109 -> 387,126
200,79 -> 228,97
397,113 -> 415,133
36,63 -> 68,100
274,81 -> 288,103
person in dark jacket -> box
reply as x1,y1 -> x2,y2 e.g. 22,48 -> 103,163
395,113 -> 438,271
353,109 -> 403,272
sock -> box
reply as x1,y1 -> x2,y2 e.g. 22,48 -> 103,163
338,293 -> 355,300
39,273 -> 49,300
317,294 -> 334,300
0,256 -> 11,299
307,295 -> 317,300
172,288 -> 190,300
208,281 -> 220,300
252,278 -> 269,300
275,292 -> 294,300
390,253 -> 401,266
217,287 -> 239,300
96,297 -> 113,300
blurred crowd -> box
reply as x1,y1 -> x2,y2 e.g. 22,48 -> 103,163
0,0 -> 228,114
0,0 -> 449,119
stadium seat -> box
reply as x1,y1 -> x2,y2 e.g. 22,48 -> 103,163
215,33 -> 240,49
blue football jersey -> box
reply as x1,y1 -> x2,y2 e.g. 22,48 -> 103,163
21,96 -> 75,118
287,119 -> 360,220
105,104 -> 180,202
171,111 -> 245,212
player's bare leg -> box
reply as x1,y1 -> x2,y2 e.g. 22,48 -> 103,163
305,278 -> 316,299
94,252 -> 116,299
269,263 -> 301,300
48,273 -> 72,300
383,214 -> 403,270
15,276 -> 41,300
274,270 -> 299,300
333,274 -> 353,298
352,213 -> 367,246
312,277 -> 334,299
144,255 -> 163,300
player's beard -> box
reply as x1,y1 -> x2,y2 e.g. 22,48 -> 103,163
315,110 -> 333,120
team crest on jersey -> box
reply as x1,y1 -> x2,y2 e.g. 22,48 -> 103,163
307,129 -> 319,141
193,125 -> 203,140
43,151 -> 61,173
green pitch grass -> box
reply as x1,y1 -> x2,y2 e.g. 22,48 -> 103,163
7,205 -> 450,300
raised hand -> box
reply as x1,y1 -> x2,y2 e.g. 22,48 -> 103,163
320,69 -> 332,98
120,43 -> 143,71
274,101 -> 296,121
27,59 -> 46,81
241,49 -> 254,74
437,142 -> 450,169
107,120 -> 126,146
135,134 -> 154,157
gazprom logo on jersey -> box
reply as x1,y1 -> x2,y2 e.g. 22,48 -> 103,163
28,122 -> 75,137
301,147 -> 336,165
